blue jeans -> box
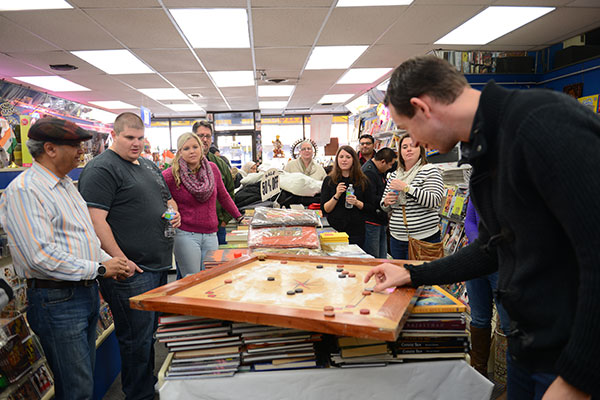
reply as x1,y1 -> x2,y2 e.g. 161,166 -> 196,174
466,272 -> 510,334
99,269 -> 168,400
174,229 -> 219,277
507,360 -> 557,400
363,223 -> 388,259
27,284 -> 99,400
217,226 -> 227,245
389,231 -> 441,260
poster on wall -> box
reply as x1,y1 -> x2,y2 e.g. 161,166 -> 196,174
577,94 -> 599,113
20,116 -> 32,167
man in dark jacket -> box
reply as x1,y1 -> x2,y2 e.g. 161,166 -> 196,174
361,147 -> 395,258
365,56 -> 600,399
192,120 -> 235,244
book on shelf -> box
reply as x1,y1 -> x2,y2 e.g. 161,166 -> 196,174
242,350 -> 315,363
171,355 -> 240,365
393,346 -> 468,355
173,345 -> 241,360
168,360 -> 240,373
394,336 -> 469,349
167,367 -> 238,378
339,344 -> 389,359
158,314 -> 215,325
0,313 -> 30,341
156,326 -> 230,339
411,285 -> 467,314
252,359 -> 317,371
167,340 -> 244,352
245,342 -> 317,354
403,317 -> 466,331
391,352 -> 467,360
336,337 -> 384,348
157,320 -> 225,333
165,370 -> 236,380
0,335 -> 43,383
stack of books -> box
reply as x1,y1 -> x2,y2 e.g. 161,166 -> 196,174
329,337 -> 395,367
234,323 -> 322,372
157,315 -> 241,379
319,232 -> 349,251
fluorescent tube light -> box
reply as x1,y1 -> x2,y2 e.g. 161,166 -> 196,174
0,0 -> 72,11
259,101 -> 288,109
306,46 -> 368,70
71,49 -> 154,74
89,101 -> 136,109
14,76 -> 90,92
166,104 -> 206,112
170,8 -> 250,48
138,88 -> 188,100
209,71 -> 255,87
258,85 -> 295,97
336,0 -> 413,7
318,94 -> 354,104
337,68 -> 392,84
435,6 -> 555,45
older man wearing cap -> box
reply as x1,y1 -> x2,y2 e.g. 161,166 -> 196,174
0,117 -> 129,400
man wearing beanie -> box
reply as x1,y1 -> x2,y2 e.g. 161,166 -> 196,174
0,117 -> 128,400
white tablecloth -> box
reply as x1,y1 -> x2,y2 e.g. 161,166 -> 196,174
159,360 -> 493,400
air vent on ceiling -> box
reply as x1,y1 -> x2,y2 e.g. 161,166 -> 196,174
49,64 -> 78,71
266,78 -> 288,84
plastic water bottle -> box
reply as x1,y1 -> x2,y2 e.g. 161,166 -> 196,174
345,184 -> 354,209
164,206 -> 176,238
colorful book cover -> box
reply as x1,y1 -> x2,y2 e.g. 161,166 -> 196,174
411,285 -> 467,314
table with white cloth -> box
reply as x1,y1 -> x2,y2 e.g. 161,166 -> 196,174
159,360 -> 493,400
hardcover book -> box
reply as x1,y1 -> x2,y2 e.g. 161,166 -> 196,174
411,286 -> 467,314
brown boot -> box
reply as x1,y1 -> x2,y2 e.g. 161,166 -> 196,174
470,325 -> 492,378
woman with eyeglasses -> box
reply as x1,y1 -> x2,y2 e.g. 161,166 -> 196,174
162,132 -> 241,277
321,145 -> 374,247
284,140 -> 327,181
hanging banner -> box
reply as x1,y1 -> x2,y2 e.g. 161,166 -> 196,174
577,94 -> 599,113
20,116 -> 32,167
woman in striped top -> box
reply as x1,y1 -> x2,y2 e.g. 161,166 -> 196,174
381,134 -> 444,260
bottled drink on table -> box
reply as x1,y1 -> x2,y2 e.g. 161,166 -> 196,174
345,184 -> 354,209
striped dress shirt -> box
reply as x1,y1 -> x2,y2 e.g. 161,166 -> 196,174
0,162 -> 110,281
381,164 -> 444,241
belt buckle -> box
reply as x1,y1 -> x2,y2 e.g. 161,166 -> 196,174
83,280 -> 96,287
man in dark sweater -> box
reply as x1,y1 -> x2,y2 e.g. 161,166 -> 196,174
365,56 -> 600,399
361,147 -> 395,258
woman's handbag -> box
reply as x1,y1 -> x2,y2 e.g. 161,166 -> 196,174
402,205 -> 444,261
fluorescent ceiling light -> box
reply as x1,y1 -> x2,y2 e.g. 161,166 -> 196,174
336,0 -> 412,7
170,8 -> 250,48
89,101 -> 136,109
337,68 -> 392,84
258,85 -> 295,97
306,46 -> 368,70
259,101 -> 288,109
209,71 -> 255,87
0,0 -> 72,11
318,94 -> 354,104
138,88 -> 188,100
14,76 -> 90,92
71,49 -> 153,74
166,103 -> 205,112
435,6 -> 555,45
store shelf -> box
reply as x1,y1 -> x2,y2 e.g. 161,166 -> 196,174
96,323 -> 114,348
374,129 -> 404,139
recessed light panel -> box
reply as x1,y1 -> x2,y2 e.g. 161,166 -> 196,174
0,0 -> 72,11
14,76 -> 90,92
337,68 -> 392,84
138,88 -> 188,100
170,8 -> 250,48
305,46 -> 368,70
71,49 -> 154,75
435,6 -> 555,45
259,101 -> 288,109
89,101 -> 136,109
318,94 -> 354,104
258,85 -> 295,97
336,0 -> 412,7
209,71 -> 255,87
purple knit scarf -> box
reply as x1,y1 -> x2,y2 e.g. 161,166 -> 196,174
179,156 -> 215,203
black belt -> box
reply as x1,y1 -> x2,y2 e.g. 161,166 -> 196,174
26,278 -> 97,289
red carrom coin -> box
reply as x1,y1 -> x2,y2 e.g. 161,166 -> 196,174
324,310 -> 335,317
208,294 -> 216,298
281,261 -> 288,264
362,290 -> 371,296
233,251 -> 243,258
360,309 -> 370,315
224,279 -> 233,284
323,305 -> 334,312
337,264 -> 344,268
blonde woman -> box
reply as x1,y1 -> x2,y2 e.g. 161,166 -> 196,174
162,133 -> 241,277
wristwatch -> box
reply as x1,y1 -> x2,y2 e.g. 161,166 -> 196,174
97,263 -> 106,277
403,185 -> 411,193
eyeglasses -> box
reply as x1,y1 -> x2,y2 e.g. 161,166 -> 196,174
197,134 -> 212,139
359,142 -> 372,146
300,148 -> 313,151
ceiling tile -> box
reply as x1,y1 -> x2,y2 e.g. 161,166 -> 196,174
2,9 -> 121,50
86,8 -> 187,49
195,49 -> 253,71
0,54 -> 46,77
252,0 -> 332,6
220,87 -> 258,97
252,8 -> 329,47
136,49 -> 200,73
255,47 -> 311,71
163,0 -> 246,7
70,0 -> 159,7
352,44 -> 431,68
113,74 -> 172,89
0,16 -> 60,52
318,6 -> 408,45
4,51 -> 107,76
161,73 -> 214,89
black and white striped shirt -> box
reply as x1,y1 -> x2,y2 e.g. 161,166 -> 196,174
381,164 -> 444,241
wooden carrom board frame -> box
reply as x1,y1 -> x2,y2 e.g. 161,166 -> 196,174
130,253 -> 421,341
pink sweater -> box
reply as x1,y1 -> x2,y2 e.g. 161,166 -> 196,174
162,162 -> 241,234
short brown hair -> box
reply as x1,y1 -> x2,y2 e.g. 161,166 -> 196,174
192,120 -> 213,134
114,112 -> 144,134
384,56 -> 468,118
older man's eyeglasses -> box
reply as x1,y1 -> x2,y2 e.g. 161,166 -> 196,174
197,134 -> 212,139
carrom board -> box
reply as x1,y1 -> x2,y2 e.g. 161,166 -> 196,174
130,254 -> 421,341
